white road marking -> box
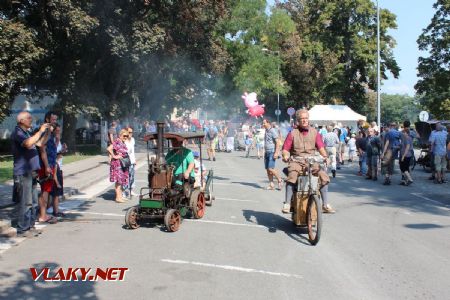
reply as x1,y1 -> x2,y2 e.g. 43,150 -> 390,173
184,219 -> 265,228
161,259 -> 303,279
411,193 -> 450,208
65,210 -> 124,217
64,211 -> 268,229
216,197 -> 259,203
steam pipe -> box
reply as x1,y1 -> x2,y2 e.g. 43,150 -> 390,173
156,121 -> 165,164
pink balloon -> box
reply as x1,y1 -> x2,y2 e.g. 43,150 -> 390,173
248,105 -> 265,118
242,92 -> 259,108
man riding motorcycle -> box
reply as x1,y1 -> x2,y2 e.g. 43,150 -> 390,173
281,109 -> 336,214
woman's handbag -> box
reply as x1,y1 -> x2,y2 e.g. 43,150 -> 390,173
119,155 -> 131,170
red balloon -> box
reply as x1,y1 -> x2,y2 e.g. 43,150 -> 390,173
247,105 -> 265,118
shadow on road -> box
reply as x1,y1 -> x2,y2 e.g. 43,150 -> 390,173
242,209 -> 311,246
330,163 -> 450,217
0,262 -> 98,300
232,182 -> 263,189
404,223 -> 447,230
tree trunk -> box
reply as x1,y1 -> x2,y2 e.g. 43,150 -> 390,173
62,111 -> 77,154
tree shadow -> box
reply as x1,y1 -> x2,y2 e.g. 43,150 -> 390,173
403,223 -> 447,230
231,181 -> 263,189
242,209 -> 311,246
330,165 -> 450,217
0,262 -> 98,299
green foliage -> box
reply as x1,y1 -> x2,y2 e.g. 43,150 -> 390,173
380,94 -> 420,124
415,0 -> 450,120
0,20 -> 43,122
280,0 -> 400,112
0,0 -> 404,126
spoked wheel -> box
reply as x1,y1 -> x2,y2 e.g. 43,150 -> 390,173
164,209 -> 181,232
410,155 -> 416,171
306,195 -> 322,245
125,206 -> 140,229
192,191 -> 206,219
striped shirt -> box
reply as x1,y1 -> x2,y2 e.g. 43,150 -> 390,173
323,132 -> 339,147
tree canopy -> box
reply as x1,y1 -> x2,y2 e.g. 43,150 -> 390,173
415,0 -> 450,120
1,0 -> 424,136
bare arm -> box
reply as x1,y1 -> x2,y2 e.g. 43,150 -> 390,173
39,146 -> 51,175
402,144 -> 410,161
184,162 -> 195,179
107,143 -> 121,160
274,137 -> 281,157
23,124 -> 49,149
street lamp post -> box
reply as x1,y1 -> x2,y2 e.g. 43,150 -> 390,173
377,0 -> 381,128
277,62 -> 280,124
262,48 -> 281,124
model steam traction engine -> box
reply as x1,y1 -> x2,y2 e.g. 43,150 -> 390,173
125,122 -> 210,232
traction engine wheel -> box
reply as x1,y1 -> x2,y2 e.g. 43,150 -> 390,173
193,191 -> 206,219
164,209 -> 181,232
125,206 -> 140,229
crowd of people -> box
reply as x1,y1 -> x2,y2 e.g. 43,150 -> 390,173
11,108 -> 449,237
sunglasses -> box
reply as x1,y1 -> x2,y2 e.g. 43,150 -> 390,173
128,131 -> 133,134
122,135 -> 129,138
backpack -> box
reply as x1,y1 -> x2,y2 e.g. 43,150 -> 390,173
207,127 -> 217,140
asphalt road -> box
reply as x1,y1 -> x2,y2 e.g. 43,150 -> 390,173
0,149 -> 449,300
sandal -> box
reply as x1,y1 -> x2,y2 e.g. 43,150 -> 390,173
265,185 -> 275,190
39,216 -> 58,224
277,179 -> 284,190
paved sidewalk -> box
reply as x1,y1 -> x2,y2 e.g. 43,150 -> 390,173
0,151 -> 148,215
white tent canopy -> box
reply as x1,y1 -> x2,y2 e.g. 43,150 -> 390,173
308,105 -> 366,127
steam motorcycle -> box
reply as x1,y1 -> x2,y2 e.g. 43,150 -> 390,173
286,156 -> 324,245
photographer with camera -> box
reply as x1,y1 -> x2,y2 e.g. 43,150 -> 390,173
37,111 -> 59,224
11,111 -> 51,237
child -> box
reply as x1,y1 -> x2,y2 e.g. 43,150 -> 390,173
193,151 -> 207,190
244,133 -> 253,158
348,133 -> 356,162
255,130 -> 264,159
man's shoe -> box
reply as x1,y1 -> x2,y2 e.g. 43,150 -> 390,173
428,175 -> 435,180
383,178 -> 391,185
213,157 -> 216,161
30,227 -> 43,235
18,229 -> 40,238
373,177 -> 378,181
332,170 -> 336,178
322,204 -> 336,214
281,203 -> 291,214
365,176 -> 372,180
357,171 -> 362,176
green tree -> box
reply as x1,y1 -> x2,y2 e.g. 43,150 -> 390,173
380,93 -> 420,124
280,0 -> 400,112
213,1 -> 296,117
415,0 -> 450,120
0,20 -> 43,122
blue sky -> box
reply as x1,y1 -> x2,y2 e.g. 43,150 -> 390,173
267,0 -> 436,96
381,0 -> 435,96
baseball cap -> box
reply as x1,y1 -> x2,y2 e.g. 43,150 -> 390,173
193,151 -> 200,158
